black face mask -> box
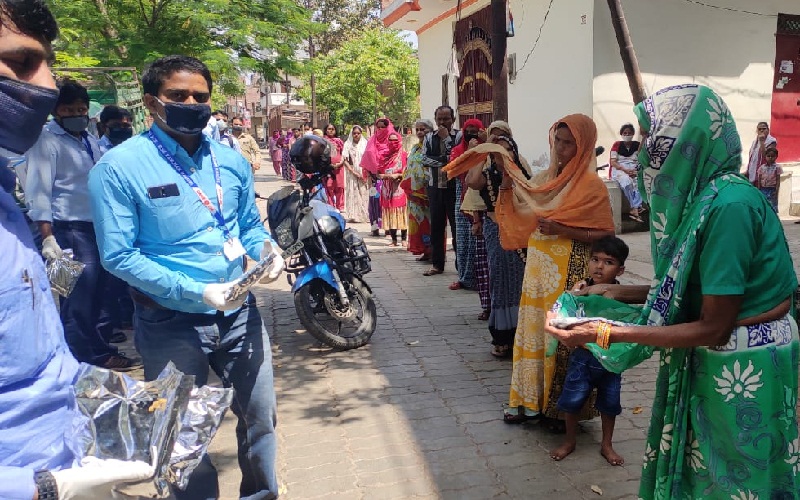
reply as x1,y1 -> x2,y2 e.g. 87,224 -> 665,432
59,115 -> 89,134
107,126 -> 133,145
0,76 -> 59,154
231,125 -> 244,133
155,97 -> 211,136
463,133 -> 479,143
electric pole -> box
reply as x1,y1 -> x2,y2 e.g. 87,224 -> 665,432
607,0 -> 647,104
491,0 -> 509,121
308,35 -> 317,128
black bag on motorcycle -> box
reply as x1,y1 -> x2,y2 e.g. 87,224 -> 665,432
267,186 -> 303,250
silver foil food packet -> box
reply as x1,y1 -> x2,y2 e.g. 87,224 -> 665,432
168,385 -> 234,490
46,251 -> 85,297
72,362 -> 233,497
225,253 -> 276,302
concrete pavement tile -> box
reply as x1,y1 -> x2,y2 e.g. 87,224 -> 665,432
282,475 -> 358,497
361,481 -> 438,500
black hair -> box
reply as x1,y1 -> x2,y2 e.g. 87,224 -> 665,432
757,121 -> 769,129
591,236 -> 629,266
99,105 -> 132,124
435,105 -> 455,119
0,0 -> 58,45
324,123 -> 337,136
619,123 -> 635,135
141,55 -> 213,96
231,116 -> 244,123
291,127 -> 300,132
494,135 -> 531,180
766,146 -> 779,156
213,110 -> 228,119
556,122 -> 570,130
55,80 -> 89,108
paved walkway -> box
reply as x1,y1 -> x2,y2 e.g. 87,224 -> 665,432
207,170 -> 800,499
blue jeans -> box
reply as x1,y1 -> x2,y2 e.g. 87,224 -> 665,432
134,296 -> 278,500
760,187 -> 778,212
557,348 -> 622,416
52,220 -> 118,365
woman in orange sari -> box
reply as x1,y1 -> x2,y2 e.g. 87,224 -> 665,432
446,114 -> 614,426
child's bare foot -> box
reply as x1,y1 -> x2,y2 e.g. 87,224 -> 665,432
601,444 -> 624,466
550,440 -> 576,461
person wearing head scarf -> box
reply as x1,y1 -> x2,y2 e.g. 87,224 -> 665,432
546,85 -> 799,498
745,121 -> 777,185
269,130 -> 282,176
377,130 -> 408,246
323,123 -> 345,211
362,118 -> 397,235
449,114 -> 615,425
447,118 -> 485,292
341,125 -> 370,223
460,124 -> 529,356
400,119 -> 435,259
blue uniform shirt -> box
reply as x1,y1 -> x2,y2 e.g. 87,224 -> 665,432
88,124 -> 271,314
24,120 -> 102,223
0,171 -> 81,499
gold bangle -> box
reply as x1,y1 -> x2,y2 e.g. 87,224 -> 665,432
595,322 -> 612,349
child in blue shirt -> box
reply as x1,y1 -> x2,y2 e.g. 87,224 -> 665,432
550,236 -> 629,466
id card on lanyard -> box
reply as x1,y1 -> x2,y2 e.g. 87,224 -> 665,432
148,131 -> 246,261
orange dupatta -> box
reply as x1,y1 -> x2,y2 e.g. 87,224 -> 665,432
445,114 -> 613,249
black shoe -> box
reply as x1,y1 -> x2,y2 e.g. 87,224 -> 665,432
101,355 -> 142,372
109,331 -> 127,343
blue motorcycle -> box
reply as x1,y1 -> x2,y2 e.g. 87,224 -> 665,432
265,172 -> 376,349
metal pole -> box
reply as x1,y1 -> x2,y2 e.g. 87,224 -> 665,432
607,0 -> 647,104
308,36 -> 317,128
491,0 -> 509,121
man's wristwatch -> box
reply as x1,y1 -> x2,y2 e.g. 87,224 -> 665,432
33,470 -> 58,500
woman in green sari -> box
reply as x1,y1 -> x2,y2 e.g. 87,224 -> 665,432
546,85 -> 799,499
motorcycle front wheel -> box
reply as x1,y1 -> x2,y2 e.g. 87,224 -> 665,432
294,276 -> 376,350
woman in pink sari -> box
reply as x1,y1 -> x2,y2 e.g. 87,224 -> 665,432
361,118 -> 398,235
378,132 -> 408,246
323,123 -> 345,211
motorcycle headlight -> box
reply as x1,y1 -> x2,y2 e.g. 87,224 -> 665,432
318,215 -> 343,238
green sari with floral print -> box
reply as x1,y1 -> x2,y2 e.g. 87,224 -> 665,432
588,85 -> 799,499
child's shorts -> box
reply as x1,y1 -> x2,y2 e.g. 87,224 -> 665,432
557,347 -> 622,416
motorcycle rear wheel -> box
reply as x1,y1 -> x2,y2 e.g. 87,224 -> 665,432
294,276 -> 376,349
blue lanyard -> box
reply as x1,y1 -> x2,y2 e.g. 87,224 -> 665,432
80,133 -> 95,162
147,131 -> 232,241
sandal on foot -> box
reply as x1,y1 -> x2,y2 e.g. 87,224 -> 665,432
478,310 -> 490,321
502,406 -> 540,424
491,344 -> 512,358
423,267 -> 443,276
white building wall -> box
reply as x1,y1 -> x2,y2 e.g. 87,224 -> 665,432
593,0 -> 800,168
416,0 -> 595,165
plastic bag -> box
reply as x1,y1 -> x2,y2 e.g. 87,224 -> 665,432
46,251 -> 85,297
549,293 -> 654,373
72,362 -> 233,498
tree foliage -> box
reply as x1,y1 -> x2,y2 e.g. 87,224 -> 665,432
47,0 -> 316,94
299,29 -> 419,127
301,0 -> 382,56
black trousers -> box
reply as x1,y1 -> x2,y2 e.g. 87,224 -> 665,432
427,181 -> 457,270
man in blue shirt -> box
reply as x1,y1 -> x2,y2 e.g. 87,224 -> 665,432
97,105 -> 134,154
89,55 -> 284,500
0,1 -> 154,498
25,81 -> 139,371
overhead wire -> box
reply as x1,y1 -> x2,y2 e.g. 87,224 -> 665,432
679,0 -> 776,17
515,0 -> 555,75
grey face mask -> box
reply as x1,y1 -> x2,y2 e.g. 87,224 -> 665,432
60,115 -> 89,133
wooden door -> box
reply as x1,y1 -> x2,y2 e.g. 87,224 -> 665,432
455,6 -> 493,129
771,14 -> 800,162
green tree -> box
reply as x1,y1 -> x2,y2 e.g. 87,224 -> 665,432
299,29 -> 419,127
301,0 -> 382,56
48,0 -> 316,93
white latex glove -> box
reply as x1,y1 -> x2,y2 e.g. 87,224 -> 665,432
202,282 -> 247,311
52,457 -> 154,500
259,239 -> 285,284
42,234 -> 63,261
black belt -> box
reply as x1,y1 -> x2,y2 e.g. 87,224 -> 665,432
129,288 -> 167,310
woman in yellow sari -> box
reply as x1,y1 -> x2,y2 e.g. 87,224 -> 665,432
444,115 -> 615,425
496,115 -> 614,425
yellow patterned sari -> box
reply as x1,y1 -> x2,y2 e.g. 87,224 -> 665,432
508,232 -> 593,418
